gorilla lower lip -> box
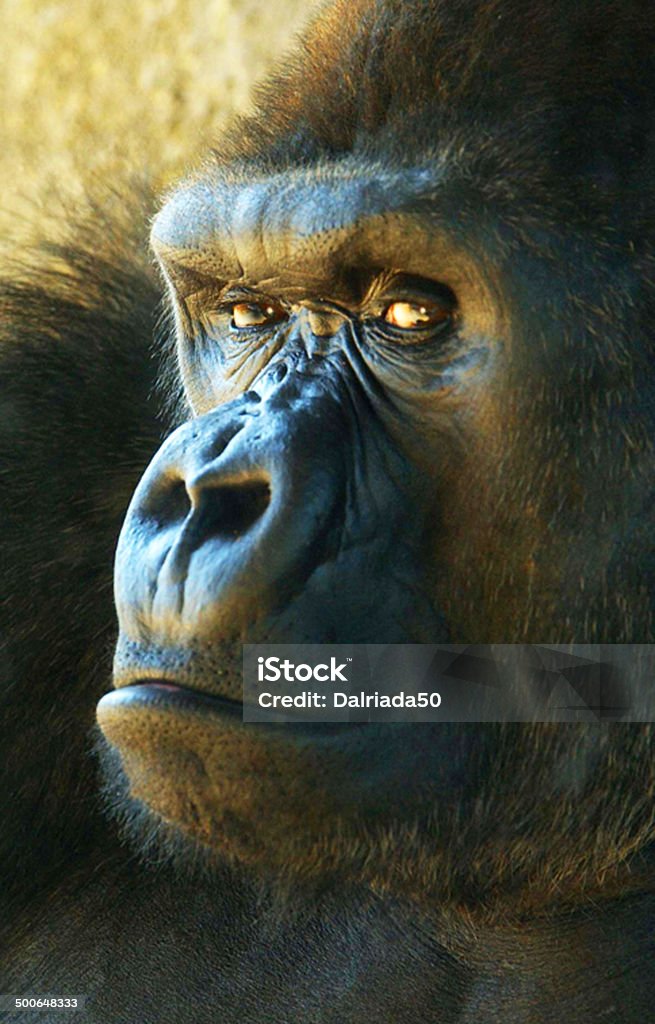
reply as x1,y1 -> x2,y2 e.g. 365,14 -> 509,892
99,682 -> 369,738
104,681 -> 244,716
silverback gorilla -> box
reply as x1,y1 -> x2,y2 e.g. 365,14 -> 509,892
2,0 -> 655,1020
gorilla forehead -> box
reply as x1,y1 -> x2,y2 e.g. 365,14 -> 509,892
152,162 -> 453,282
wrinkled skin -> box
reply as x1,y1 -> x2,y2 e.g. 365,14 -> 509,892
4,1 -> 655,1021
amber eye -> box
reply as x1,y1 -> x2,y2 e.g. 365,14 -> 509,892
382,300 -> 450,330
231,301 -> 286,330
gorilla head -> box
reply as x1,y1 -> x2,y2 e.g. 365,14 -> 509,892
97,0 -> 655,912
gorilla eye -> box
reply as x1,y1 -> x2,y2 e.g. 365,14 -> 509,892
231,301 -> 286,330
383,300 -> 450,331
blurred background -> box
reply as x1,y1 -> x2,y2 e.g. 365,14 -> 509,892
0,0 -> 313,209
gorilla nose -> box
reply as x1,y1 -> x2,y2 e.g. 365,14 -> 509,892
114,395 -> 345,643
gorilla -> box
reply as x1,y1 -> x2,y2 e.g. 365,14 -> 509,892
2,0 -> 655,1021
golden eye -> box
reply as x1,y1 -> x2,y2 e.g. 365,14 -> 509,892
383,300 -> 450,330
231,301 -> 285,329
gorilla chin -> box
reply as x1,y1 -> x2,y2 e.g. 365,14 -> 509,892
97,0 -> 655,922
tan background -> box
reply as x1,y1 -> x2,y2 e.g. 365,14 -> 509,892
0,0 -> 313,206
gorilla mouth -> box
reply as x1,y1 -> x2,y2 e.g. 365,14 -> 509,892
110,680 -> 244,715
99,679 -> 361,735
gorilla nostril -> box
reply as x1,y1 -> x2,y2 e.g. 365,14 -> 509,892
168,479 -> 192,520
198,479 -> 271,539
141,474 -> 191,526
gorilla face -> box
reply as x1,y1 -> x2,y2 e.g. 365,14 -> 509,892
97,0 -> 655,910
